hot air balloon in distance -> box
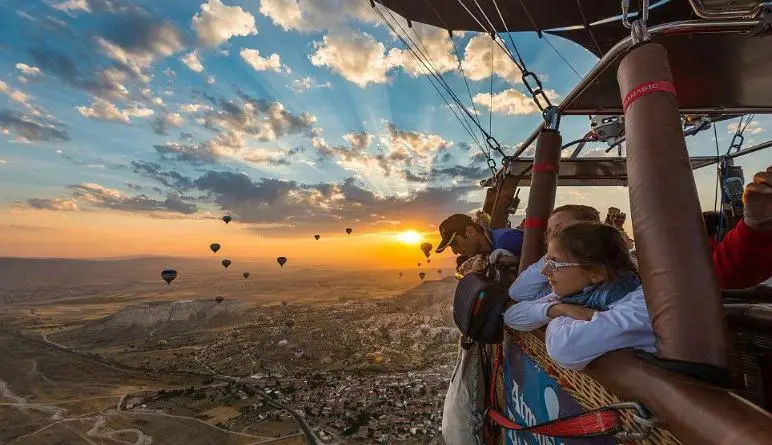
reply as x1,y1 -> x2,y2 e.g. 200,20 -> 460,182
210,243 -> 221,253
399,272 -> 403,277
243,272 -> 250,279
417,262 -> 422,267
221,259 -> 231,268
419,272 -> 426,280
161,269 -> 177,285
420,242 -> 432,258
281,301 -> 288,307
215,296 -> 224,304
222,215 -> 232,224
427,259 -> 431,264
345,228 -> 352,235
438,269 -> 442,274
294,348 -> 304,358
277,257 -> 287,267
314,234 -> 320,240
277,339 -> 288,347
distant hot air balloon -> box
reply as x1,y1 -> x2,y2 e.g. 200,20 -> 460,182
223,215 -> 232,224
417,262 -> 422,267
314,234 -> 320,240
161,269 -> 177,285
294,348 -> 304,358
281,301 -> 288,306
345,228 -> 352,235
277,339 -> 288,347
438,269 -> 442,274
427,259 -> 431,264
277,257 -> 287,267
210,243 -> 221,253
215,296 -> 224,304
221,259 -> 231,268
285,319 -> 295,328
419,272 -> 426,280
399,272 -> 403,278
243,272 -> 250,279
420,242 -> 432,259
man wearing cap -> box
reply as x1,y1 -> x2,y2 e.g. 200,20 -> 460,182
435,213 -> 524,267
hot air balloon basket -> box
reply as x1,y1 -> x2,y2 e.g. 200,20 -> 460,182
496,329 -> 682,445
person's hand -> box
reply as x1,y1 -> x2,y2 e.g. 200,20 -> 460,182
489,249 -> 519,267
547,303 -> 596,321
743,165 -> 772,231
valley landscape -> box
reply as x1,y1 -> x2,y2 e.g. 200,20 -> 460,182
0,257 -> 459,444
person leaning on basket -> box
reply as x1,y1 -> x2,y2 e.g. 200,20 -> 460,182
503,222 -> 654,370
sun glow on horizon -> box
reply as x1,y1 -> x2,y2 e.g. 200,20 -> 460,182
395,230 -> 423,245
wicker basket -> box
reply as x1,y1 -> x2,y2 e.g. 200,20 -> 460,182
493,329 -> 682,445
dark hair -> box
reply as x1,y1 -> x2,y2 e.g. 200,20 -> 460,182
702,211 -> 728,238
550,222 -> 635,279
552,204 -> 600,222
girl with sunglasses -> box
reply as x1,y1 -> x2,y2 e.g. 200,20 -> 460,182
504,222 -> 655,370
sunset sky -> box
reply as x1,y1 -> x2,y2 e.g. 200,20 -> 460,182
1,0 -> 771,269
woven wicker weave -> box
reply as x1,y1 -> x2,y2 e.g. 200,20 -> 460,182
494,329 -> 682,445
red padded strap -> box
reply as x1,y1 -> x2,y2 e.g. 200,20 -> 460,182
523,217 -> 548,229
623,80 -> 677,112
532,162 -> 558,173
488,408 -> 621,438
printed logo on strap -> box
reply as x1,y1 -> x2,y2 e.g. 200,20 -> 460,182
623,80 -> 677,112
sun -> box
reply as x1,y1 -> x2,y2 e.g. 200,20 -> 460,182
395,230 -> 423,245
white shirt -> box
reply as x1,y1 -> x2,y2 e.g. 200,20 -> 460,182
503,285 -> 656,370
508,256 -> 551,302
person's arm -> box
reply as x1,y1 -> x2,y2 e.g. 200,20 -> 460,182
503,295 -> 558,331
547,304 -> 596,321
713,219 -> 772,289
508,256 -> 551,302
544,289 -> 656,370
714,166 -> 772,289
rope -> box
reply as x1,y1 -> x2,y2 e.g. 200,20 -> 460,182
371,4 -> 488,160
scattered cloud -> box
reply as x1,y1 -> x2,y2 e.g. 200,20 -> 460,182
150,113 -> 184,135
259,0 -> 377,32
728,120 -> 765,135
462,34 -> 523,83
240,48 -> 290,74
68,183 -> 197,214
192,0 -> 257,47
131,161 -> 194,191
289,76 -> 332,92
310,28 -> 401,88
96,14 -> 184,83
181,51 -> 204,72
380,122 -> 450,155
207,75 -> 216,85
342,131 -> 372,152
473,88 -> 560,115
0,108 -> 70,143
76,99 -> 154,123
25,198 -> 78,211
16,63 -> 42,77
29,48 -> 130,100
387,23 -> 457,77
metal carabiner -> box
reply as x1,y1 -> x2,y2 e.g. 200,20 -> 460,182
608,401 -> 661,441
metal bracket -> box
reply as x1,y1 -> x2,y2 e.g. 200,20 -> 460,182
609,401 -> 661,442
622,0 -> 651,43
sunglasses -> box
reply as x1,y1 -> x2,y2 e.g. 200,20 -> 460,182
543,258 -> 584,272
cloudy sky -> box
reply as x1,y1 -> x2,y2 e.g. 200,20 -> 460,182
1,0 -> 770,267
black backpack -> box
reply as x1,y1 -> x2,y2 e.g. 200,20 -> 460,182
453,267 -> 511,344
